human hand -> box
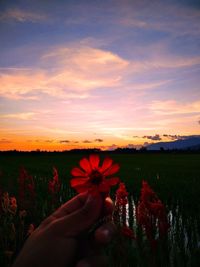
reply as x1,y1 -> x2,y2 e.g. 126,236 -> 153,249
12,192 -> 115,267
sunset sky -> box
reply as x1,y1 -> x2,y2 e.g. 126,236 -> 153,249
0,0 -> 200,151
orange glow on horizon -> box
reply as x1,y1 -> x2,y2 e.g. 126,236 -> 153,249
0,131 -> 199,151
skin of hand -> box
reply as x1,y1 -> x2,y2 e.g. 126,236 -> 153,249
12,192 -> 116,267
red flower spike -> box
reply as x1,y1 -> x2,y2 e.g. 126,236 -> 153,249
115,182 -> 128,206
48,167 -> 61,195
121,226 -> 136,240
53,167 -> 59,182
70,154 -> 120,195
18,167 -> 35,207
136,180 -> 169,248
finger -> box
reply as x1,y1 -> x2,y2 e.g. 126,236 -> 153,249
54,192 -> 89,217
54,193 -> 103,236
42,194 -> 113,228
94,221 -> 116,244
103,197 -> 114,216
40,192 -> 89,227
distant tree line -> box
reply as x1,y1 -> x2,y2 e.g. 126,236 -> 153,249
0,146 -> 200,155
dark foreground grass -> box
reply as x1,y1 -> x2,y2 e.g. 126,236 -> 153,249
0,152 -> 200,266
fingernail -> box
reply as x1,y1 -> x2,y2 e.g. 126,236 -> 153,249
102,228 -> 111,242
95,227 -> 112,244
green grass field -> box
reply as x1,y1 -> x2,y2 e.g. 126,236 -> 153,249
1,152 -> 200,266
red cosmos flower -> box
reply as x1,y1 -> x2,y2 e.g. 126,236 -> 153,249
70,154 -> 120,194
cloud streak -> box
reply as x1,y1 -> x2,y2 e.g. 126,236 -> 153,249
149,100 -> 200,115
143,134 -> 162,141
1,43 -> 199,102
0,112 -> 37,120
0,8 -> 48,23
0,138 -> 12,144
59,140 -> 70,143
120,1 -> 200,36
94,139 -> 103,142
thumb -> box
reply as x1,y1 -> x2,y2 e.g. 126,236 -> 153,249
55,193 -> 103,236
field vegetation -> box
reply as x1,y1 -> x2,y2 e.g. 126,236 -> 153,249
0,151 -> 200,266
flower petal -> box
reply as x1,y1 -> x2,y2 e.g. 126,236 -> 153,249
107,177 -> 120,186
101,157 -> 113,173
98,181 -> 110,193
79,158 -> 92,173
89,154 -> 100,169
103,163 -> 120,176
71,167 -> 86,177
72,184 -> 89,193
70,178 -> 88,187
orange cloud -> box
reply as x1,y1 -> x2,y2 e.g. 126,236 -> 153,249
0,71 -> 47,99
42,45 -> 129,91
0,46 -> 129,100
